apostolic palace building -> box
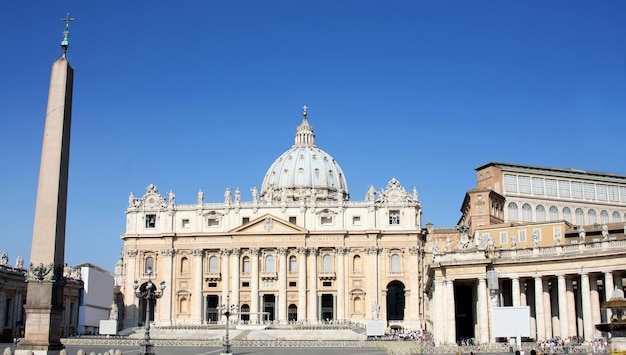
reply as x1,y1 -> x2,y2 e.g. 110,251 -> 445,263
118,107 -> 626,345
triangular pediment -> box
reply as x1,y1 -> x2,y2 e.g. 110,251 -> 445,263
230,214 -> 308,234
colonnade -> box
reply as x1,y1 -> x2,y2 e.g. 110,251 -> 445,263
431,269 -> 624,345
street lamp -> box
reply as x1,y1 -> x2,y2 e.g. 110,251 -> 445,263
216,295 -> 238,355
133,269 -> 166,355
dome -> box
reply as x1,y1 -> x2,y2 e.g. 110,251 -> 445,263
260,107 -> 349,202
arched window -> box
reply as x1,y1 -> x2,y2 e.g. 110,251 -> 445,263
390,254 -> 401,273
549,206 -> 559,221
563,207 -> 572,223
322,254 -> 332,272
612,211 -> 622,223
289,256 -> 297,273
588,209 -> 597,224
242,256 -> 250,274
265,255 -> 275,272
145,256 -> 154,274
508,202 -> 519,221
180,257 -> 189,274
536,205 -> 546,222
208,256 -> 218,273
575,208 -> 584,225
353,255 -> 362,273
521,203 -> 532,222
600,210 -> 609,224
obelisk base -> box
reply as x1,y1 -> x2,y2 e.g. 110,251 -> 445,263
608,337 -> 626,355
17,282 -> 65,355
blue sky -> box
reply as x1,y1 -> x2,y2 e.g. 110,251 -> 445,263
1,1 -> 625,271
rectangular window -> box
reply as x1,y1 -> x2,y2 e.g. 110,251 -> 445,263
596,184 -> 608,201
500,232 -> 508,244
545,179 -> 557,196
519,230 -> 527,242
241,282 -> 250,287
322,281 -> 332,287
389,210 -> 400,225
504,174 -> 517,193
558,180 -> 571,198
242,259 -> 250,273
145,214 -> 156,228
289,281 -> 297,287
608,185 -> 620,202
553,227 -> 562,241
289,216 -> 297,224
242,217 -> 250,225
518,176 -> 531,194
571,182 -> 583,198
208,282 -> 217,287
321,216 -> 333,225
584,183 -> 595,199
533,228 -> 542,241
531,177 -> 544,195
207,218 -> 219,227
352,216 -> 361,226
181,219 -> 190,228
621,187 -> 626,203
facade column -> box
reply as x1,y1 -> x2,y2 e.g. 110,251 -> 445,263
566,277 -> 577,337
557,274 -> 569,337
160,248 -> 176,325
604,271 -> 615,322
190,249 -> 202,324
278,247 -> 288,324
220,248 -> 231,321
297,247 -> 308,322
366,246 -> 380,320
512,276 -> 521,307
308,247 -> 318,322
446,279 -> 456,345
250,248 -> 260,324
231,248 -> 241,312
477,277 -> 490,344
543,278 -> 553,339
336,246 -> 347,321
590,275 -> 602,339
123,249 -> 139,328
408,246 -> 421,328
534,276 -> 546,341
615,272 -> 624,297
580,272 -> 594,340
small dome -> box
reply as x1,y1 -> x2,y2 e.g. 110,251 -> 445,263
260,107 -> 349,202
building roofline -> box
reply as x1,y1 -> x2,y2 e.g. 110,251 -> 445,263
476,162 -> 626,181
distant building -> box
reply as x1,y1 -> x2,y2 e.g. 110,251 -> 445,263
425,162 -> 626,345
76,263 -> 115,335
0,254 -> 83,341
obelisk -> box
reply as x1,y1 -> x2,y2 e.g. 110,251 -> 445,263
17,13 -> 75,355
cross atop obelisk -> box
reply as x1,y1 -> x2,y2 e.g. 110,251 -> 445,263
60,13 -> 75,55
17,14 -> 76,355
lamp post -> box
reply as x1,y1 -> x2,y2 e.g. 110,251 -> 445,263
134,270 -> 166,355
217,295 -> 238,355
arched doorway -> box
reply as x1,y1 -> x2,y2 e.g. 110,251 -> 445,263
137,282 -> 157,326
386,280 -> 405,321
288,304 -> 297,322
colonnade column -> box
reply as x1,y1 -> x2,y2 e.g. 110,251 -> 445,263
433,280 -> 444,345
543,278 -> 553,339
278,247 -> 288,324
580,272 -> 594,340
445,279 -> 456,345
220,248 -> 230,321
557,274 -> 569,337
512,276 -> 521,307
534,276 -> 546,341
477,277 -> 489,344
336,246 -> 347,321
250,248 -> 260,324
297,247 -> 307,322
566,278 -> 576,337
187,249 -> 201,324
590,275 -> 601,339
231,248 -> 241,313
123,250 -> 138,328
308,247 -> 318,322
604,271 -> 615,321
408,246 -> 421,327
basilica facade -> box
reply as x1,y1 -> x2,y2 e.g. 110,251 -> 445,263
120,108 -> 426,330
